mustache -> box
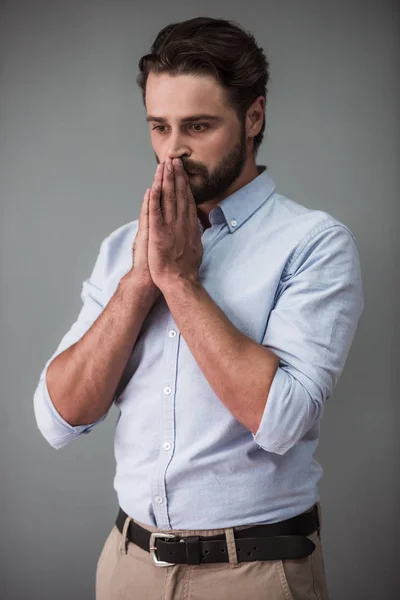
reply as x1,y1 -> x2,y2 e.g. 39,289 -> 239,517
181,161 -> 205,175
155,154 -> 205,175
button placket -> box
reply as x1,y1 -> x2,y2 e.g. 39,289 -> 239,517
152,320 -> 180,528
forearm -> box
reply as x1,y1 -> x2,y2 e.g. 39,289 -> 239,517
46,273 -> 159,426
162,277 -> 279,434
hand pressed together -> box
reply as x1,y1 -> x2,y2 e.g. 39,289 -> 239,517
147,157 -> 203,291
131,157 -> 203,295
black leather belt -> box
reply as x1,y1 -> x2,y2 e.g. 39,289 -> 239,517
116,505 -> 319,566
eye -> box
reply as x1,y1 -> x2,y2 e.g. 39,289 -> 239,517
190,123 -> 209,132
152,125 -> 167,133
151,123 -> 209,133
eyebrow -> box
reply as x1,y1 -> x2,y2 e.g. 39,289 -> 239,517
146,114 -> 222,123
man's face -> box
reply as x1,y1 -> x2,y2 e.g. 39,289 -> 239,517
145,72 -> 248,205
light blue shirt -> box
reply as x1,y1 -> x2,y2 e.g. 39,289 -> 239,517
33,166 -> 364,529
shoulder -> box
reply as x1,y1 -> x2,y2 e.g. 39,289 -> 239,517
273,192 -> 354,236
270,193 -> 358,258
91,219 -> 139,294
256,191 -> 362,282
102,219 -> 139,254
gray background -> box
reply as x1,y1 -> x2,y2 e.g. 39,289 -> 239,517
0,0 -> 398,598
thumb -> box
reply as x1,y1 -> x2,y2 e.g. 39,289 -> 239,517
139,188 -> 151,232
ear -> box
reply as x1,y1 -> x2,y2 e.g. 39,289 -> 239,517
246,96 -> 265,140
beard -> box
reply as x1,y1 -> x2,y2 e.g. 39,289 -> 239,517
154,124 -> 247,206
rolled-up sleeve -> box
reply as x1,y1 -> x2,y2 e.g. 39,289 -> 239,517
33,236 -> 110,449
253,223 -> 364,455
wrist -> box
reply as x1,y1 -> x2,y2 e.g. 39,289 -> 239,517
160,273 -> 202,298
120,271 -> 161,303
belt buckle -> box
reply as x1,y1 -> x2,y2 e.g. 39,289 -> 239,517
149,532 -> 177,566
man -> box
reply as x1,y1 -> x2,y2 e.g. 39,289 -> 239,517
33,16 -> 364,600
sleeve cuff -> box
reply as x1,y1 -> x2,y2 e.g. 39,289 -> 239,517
252,367 -> 310,455
33,363 -> 108,449
43,371 -> 103,434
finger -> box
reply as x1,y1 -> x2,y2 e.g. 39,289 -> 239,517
139,188 -> 150,230
173,158 -> 188,221
162,157 -> 177,223
149,163 -> 164,230
180,161 -> 198,224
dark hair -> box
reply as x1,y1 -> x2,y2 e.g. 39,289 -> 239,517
137,17 -> 270,155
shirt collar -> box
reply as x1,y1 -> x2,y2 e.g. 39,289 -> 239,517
202,165 -> 276,233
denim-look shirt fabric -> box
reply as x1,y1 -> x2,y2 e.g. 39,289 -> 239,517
34,166 -> 364,529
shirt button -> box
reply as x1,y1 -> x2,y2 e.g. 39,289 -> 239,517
164,386 -> 172,395
163,442 -> 171,451
155,495 -> 163,504
231,219 -> 237,227
168,330 -> 177,338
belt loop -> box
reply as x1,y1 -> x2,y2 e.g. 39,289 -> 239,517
316,502 -> 322,540
120,515 -> 133,555
224,528 -> 240,569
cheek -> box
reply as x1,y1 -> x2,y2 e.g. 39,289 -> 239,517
153,148 -> 168,165
201,130 -> 236,163
151,135 -> 162,157
217,124 -> 239,147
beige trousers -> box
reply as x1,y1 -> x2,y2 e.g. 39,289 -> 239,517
96,503 -> 329,600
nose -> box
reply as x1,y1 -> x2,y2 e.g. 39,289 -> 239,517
165,131 -> 190,161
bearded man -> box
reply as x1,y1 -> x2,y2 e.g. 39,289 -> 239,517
34,16 -> 364,600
